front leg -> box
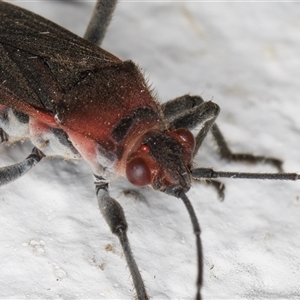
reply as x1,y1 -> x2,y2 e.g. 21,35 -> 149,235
210,124 -> 283,171
163,94 -> 282,171
94,176 -> 149,300
167,100 -> 220,156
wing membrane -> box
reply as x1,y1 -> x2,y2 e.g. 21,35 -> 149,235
0,1 -> 120,113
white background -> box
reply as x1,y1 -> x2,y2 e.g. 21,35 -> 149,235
1,1 -> 300,299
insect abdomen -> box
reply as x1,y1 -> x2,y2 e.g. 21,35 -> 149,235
0,105 -> 80,159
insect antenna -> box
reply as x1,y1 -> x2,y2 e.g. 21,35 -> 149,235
191,168 -> 300,181
165,186 -> 203,300
179,191 -> 203,300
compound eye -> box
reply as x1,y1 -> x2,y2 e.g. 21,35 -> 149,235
174,129 -> 195,152
126,157 -> 152,186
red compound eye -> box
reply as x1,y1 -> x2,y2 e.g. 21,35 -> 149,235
126,157 -> 151,186
174,128 -> 195,152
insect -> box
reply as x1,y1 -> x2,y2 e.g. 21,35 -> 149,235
0,1 -> 299,299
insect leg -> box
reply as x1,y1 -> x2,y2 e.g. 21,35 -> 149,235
168,100 -> 220,157
161,94 -> 204,120
165,99 -> 225,197
0,128 -> 8,143
0,147 -> 44,186
164,94 -> 283,171
95,176 -> 149,300
210,122 -> 283,171
84,0 -> 118,46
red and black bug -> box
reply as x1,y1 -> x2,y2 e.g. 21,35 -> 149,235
0,1 -> 299,299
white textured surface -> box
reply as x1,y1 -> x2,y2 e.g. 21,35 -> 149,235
1,1 -> 300,299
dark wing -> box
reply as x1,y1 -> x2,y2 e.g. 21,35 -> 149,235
0,1 -> 120,116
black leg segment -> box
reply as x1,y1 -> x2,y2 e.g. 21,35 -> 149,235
0,147 -> 44,186
210,124 -> 283,171
94,176 -> 149,300
84,0 -> 118,46
162,95 -> 205,120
